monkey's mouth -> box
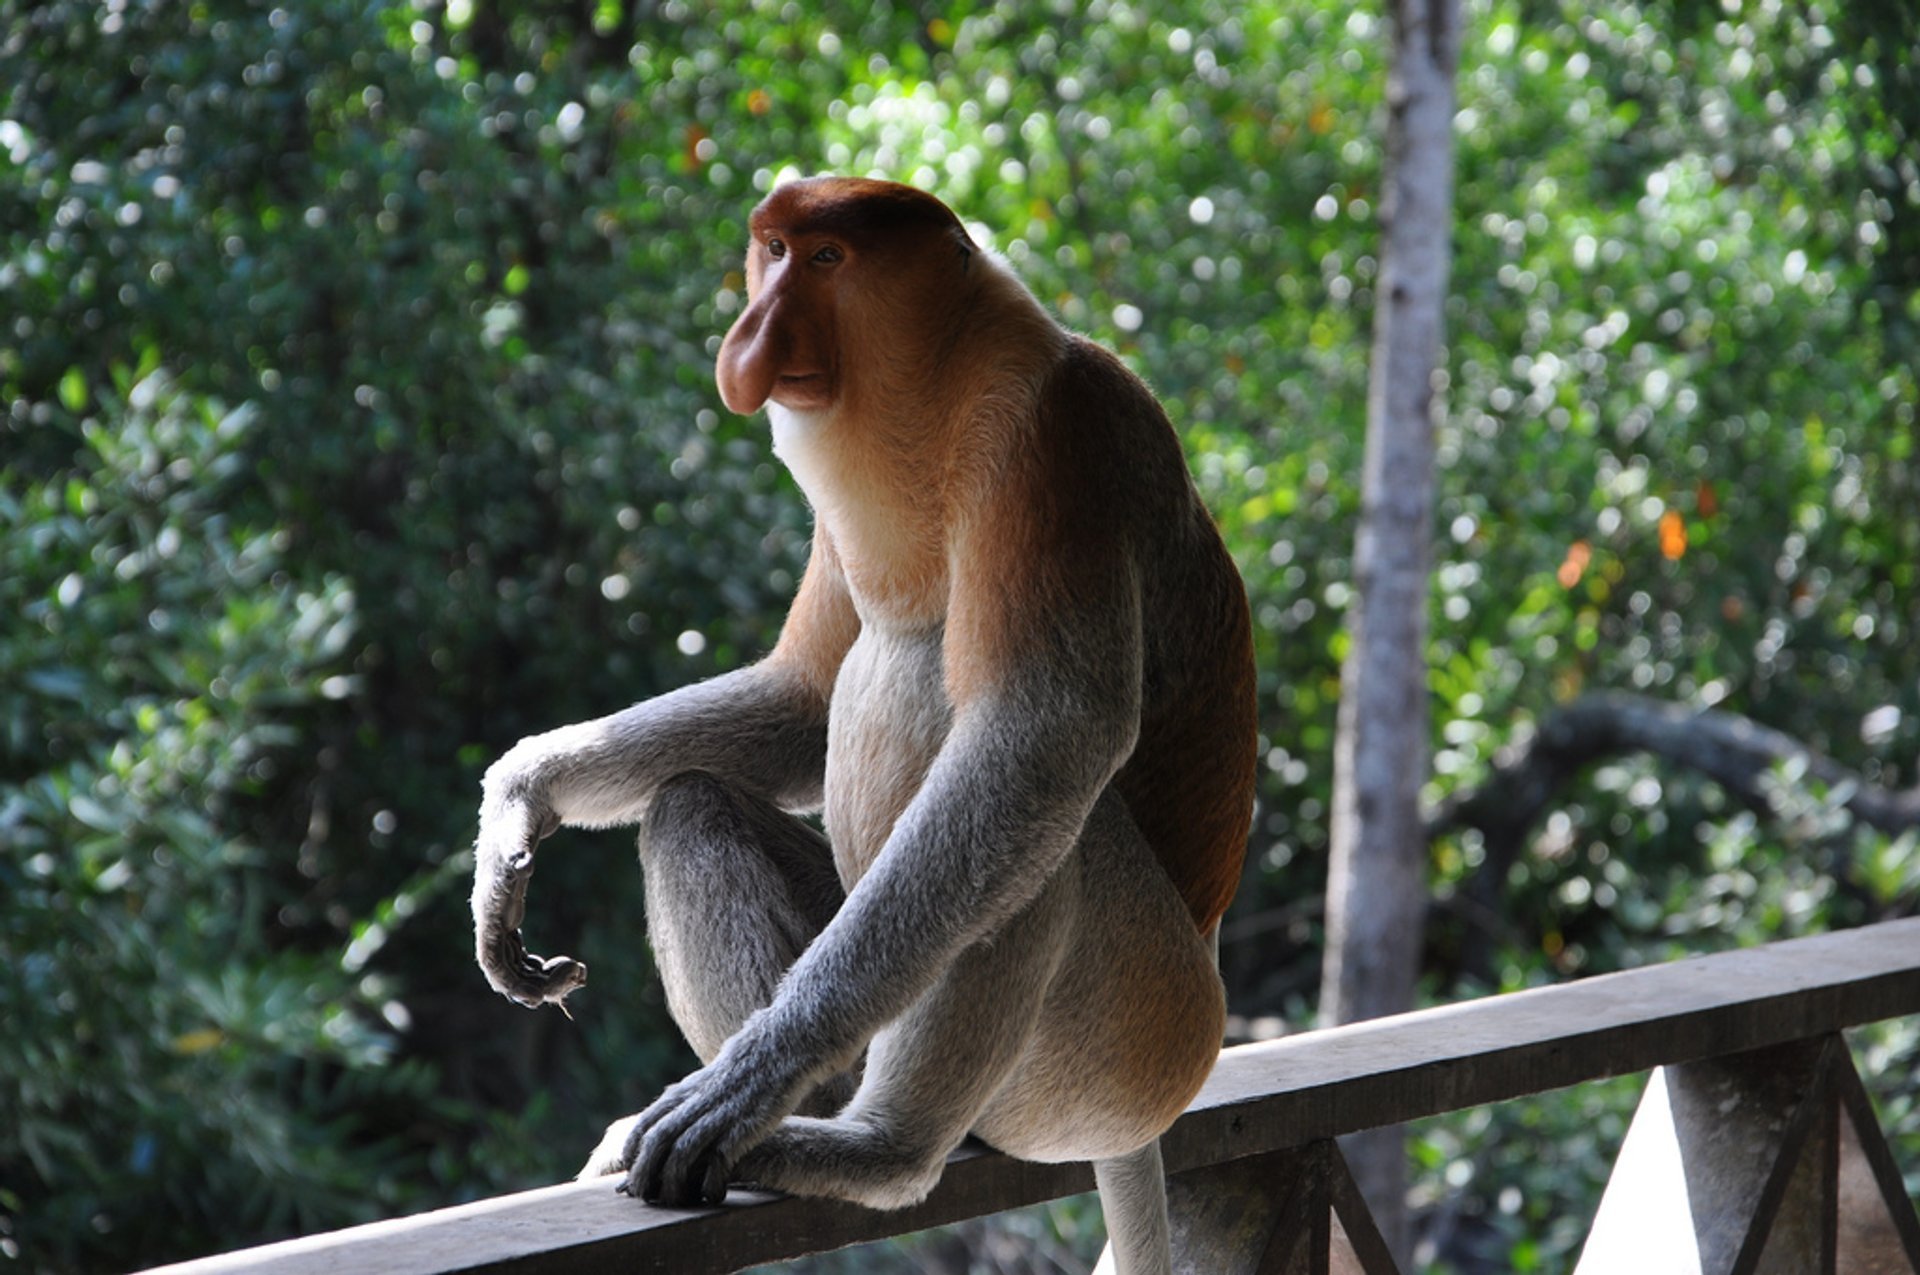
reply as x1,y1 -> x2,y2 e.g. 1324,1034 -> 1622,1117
772,373 -> 833,405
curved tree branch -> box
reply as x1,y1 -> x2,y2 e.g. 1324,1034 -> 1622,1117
1432,690 -> 1920,978
1432,691 -> 1920,852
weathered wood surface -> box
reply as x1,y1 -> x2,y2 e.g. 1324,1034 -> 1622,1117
143,919 -> 1920,1275
142,1151 -> 1096,1275
1165,917 -> 1920,1176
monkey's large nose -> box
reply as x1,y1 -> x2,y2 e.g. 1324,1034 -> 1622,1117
715,303 -> 782,414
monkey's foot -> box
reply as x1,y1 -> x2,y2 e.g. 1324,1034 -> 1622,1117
578,1113 -> 641,1180
733,1122 -> 948,1211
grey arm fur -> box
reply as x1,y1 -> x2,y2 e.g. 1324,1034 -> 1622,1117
471,664 -> 828,1008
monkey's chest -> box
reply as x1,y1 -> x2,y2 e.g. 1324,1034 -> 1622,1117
822,628 -> 951,884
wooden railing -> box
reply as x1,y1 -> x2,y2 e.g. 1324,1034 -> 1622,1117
147,919 -> 1920,1274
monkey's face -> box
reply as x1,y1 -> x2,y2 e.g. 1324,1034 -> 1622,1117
716,177 -> 974,417
716,219 -> 844,415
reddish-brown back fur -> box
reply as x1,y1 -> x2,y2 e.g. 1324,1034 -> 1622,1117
980,339 -> 1256,933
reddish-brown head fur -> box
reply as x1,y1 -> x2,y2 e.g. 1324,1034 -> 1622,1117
715,178 -> 976,416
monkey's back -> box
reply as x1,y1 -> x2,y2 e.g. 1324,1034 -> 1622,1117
1037,338 -> 1259,935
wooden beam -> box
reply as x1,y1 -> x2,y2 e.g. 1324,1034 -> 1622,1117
1164,1145 -> 1321,1274
141,1152 -> 1094,1275
1574,1035 -> 1920,1275
1834,1059 -> 1920,1272
1167,918 -> 1920,1173
1163,1141 -> 1400,1275
141,920 -> 1920,1275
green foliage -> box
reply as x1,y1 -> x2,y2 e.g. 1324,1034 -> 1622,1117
2,0 -> 1916,1269
1421,0 -> 1919,995
0,373 -> 432,1265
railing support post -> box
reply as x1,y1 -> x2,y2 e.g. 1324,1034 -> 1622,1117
1576,1034 -> 1920,1275
1166,1140 -> 1401,1274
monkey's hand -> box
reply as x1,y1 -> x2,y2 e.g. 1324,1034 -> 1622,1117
471,785 -> 588,1010
603,1015 -> 813,1206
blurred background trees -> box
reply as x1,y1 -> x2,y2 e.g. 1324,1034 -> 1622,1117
1,0 -> 1914,1270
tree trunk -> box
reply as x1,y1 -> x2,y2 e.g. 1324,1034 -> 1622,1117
1319,0 -> 1461,1263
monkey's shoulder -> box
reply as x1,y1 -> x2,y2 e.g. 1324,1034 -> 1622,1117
1040,335 -> 1173,430
988,334 -> 1223,566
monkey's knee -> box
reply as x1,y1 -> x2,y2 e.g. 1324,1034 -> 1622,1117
642,769 -> 743,851
638,771 -> 757,912
647,770 -> 832,872
642,770 -> 836,914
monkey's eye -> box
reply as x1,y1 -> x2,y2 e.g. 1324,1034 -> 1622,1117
812,245 -> 844,265
766,238 -> 787,260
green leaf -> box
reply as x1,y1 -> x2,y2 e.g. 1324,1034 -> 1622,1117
58,367 -> 89,412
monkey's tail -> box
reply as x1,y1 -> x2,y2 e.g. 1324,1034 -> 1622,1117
1091,1138 -> 1172,1275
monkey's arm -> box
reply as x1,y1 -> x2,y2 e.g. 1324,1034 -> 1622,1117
480,664 -> 830,828
472,538 -> 858,1009
471,664 -> 831,1008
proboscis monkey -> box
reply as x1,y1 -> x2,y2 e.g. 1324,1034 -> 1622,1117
470,177 -> 1256,1274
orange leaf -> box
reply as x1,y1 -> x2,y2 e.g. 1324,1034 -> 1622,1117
1557,539 -> 1591,588
1659,510 -> 1687,560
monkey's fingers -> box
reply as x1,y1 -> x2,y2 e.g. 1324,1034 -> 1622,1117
698,1150 -> 730,1206
484,924 -> 589,1009
624,1081 -> 754,1208
472,811 -> 586,1009
653,1117 -> 735,1207
615,1149 -> 728,1208
621,1100 -> 683,1202
622,1086 -> 708,1205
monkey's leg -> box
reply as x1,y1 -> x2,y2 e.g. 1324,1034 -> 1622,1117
976,794 -> 1223,1159
986,796 -> 1219,1275
639,770 -> 844,1063
729,869 -> 1076,1211
580,770 -> 849,1181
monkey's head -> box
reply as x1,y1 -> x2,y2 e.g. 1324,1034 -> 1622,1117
715,177 -> 977,416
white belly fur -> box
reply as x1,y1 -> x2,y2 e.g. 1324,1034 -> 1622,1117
824,627 -> 950,884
